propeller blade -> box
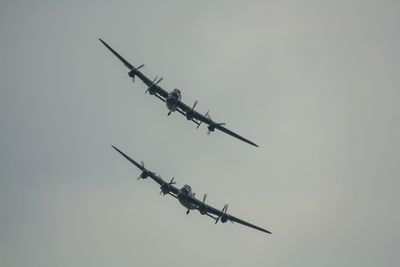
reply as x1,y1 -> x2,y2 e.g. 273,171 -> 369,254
203,193 -> 207,204
224,204 -> 229,213
156,77 -> 164,84
145,76 -> 158,94
169,177 -> 176,185
131,64 -> 145,82
137,174 -> 142,180
192,100 -> 198,110
141,161 -> 145,168
215,204 -> 228,224
196,111 -> 209,130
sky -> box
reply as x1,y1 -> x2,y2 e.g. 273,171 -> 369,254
0,0 -> 399,266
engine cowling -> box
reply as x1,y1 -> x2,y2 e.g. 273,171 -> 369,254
221,215 -> 228,223
186,101 -> 198,120
128,69 -> 136,78
208,124 -> 216,132
128,64 -> 144,80
160,183 -> 170,195
186,111 -> 195,120
140,170 -> 150,179
148,86 -> 157,95
199,205 -> 207,215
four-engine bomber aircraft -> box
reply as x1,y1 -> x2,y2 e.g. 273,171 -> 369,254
99,38 -> 258,147
112,145 -> 271,234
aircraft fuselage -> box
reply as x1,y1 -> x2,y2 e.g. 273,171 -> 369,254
166,89 -> 182,112
177,184 -> 196,210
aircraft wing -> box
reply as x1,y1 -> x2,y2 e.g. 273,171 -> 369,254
223,213 -> 272,234
99,38 -> 169,99
213,123 -> 258,147
174,99 -> 195,114
174,100 -> 258,147
188,195 -> 271,234
111,145 -> 179,195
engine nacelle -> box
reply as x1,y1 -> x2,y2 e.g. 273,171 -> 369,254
128,64 -> 144,79
160,183 -> 170,195
199,205 -> 207,215
221,215 -> 228,223
186,111 -> 195,121
148,86 -> 157,95
208,124 -> 216,132
128,70 -> 136,78
140,170 -> 150,179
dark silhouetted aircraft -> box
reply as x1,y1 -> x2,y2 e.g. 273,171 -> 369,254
112,145 -> 271,234
99,38 -> 258,147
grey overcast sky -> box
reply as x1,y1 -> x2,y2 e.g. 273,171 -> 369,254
1,0 -> 399,266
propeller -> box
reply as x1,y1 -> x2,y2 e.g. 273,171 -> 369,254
215,204 -> 229,224
129,64 -> 145,82
196,110 -> 209,129
205,111 -> 211,120
160,177 -> 176,195
137,161 -> 152,180
145,75 -> 164,95
199,193 -> 208,215
192,100 -> 198,110
208,124 -> 226,136
186,100 -> 198,120
205,112 -> 226,134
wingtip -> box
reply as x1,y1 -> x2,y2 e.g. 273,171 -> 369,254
248,141 -> 259,148
262,229 -> 272,234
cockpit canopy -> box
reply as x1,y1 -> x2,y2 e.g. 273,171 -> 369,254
171,88 -> 182,100
181,184 -> 192,194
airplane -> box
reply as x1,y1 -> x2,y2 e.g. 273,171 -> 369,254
99,38 -> 259,148
111,145 -> 272,235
